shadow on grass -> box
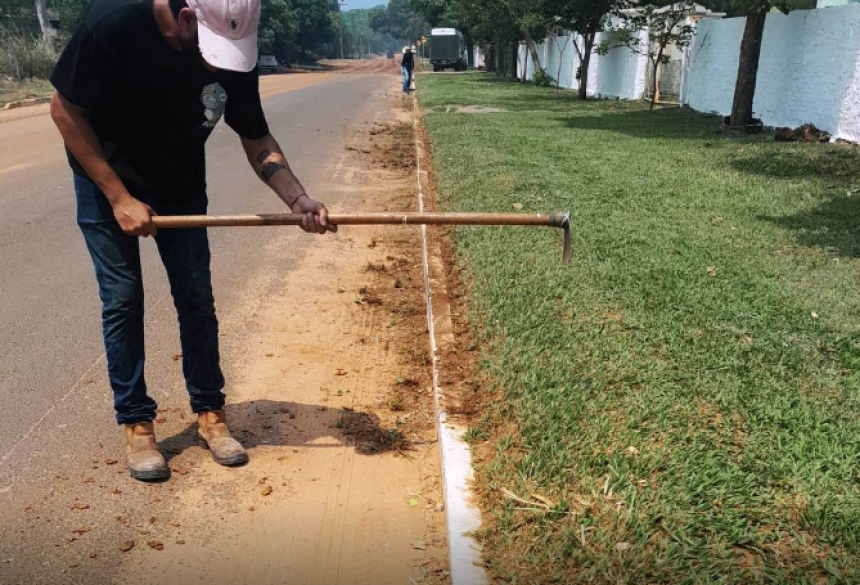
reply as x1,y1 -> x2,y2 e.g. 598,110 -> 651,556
734,149 -> 860,258
732,148 -> 860,180
558,107 -> 726,140
424,72 -> 600,113
761,192 -> 860,258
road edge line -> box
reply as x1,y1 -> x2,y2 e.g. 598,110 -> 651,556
413,97 -> 487,585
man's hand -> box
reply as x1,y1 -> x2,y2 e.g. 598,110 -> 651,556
113,195 -> 157,237
290,194 -> 337,235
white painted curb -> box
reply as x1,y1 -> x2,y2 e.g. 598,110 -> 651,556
413,99 -> 488,585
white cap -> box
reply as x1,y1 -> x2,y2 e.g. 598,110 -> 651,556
187,0 -> 261,73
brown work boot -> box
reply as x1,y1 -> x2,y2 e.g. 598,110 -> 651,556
197,410 -> 248,466
124,422 -> 170,481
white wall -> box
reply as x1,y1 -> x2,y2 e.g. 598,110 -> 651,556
510,4 -> 860,142
519,31 -> 648,99
683,4 -> 860,141
588,30 -> 649,99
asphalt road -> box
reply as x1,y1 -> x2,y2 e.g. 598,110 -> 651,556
0,72 -> 392,579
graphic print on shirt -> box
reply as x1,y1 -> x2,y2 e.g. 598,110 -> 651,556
200,83 -> 227,129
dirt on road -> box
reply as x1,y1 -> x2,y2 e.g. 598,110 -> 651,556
118,98 -> 447,585
0,67 -> 450,585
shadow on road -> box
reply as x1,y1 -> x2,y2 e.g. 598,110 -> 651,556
159,399 -> 409,462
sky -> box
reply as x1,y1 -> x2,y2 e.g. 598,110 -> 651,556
340,0 -> 387,10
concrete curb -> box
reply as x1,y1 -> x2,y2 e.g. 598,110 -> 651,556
2,97 -> 51,110
414,99 -> 488,585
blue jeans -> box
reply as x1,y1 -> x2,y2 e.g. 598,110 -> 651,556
75,175 -> 225,425
402,66 -> 411,94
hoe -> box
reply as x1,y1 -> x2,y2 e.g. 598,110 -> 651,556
152,211 -> 572,265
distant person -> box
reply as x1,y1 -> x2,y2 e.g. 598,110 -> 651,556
401,45 -> 414,96
49,0 -> 336,481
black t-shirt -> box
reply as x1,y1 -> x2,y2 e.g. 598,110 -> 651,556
401,51 -> 414,71
50,0 -> 269,202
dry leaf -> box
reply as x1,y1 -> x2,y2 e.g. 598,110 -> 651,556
88,552 -> 97,559
72,503 -> 89,511
616,542 -> 631,552
811,311 -> 819,319
72,525 -> 91,534
412,540 -> 427,550
261,486 -> 273,496
512,203 -> 523,210
706,267 -> 716,277
119,540 -> 135,552
147,540 -> 164,551
104,458 -> 118,465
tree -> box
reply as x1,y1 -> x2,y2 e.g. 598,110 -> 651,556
258,0 -> 298,62
293,0 -> 338,59
605,1 -> 696,110
551,26 -> 572,91
412,0 -> 511,77
410,0 -> 451,26
728,0 -> 767,128
370,0 -> 428,43
497,0 -> 554,79
552,0 -> 629,100
34,0 -> 56,46
699,0 -> 815,129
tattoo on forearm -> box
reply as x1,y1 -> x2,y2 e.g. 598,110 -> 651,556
255,149 -> 271,164
260,161 -> 288,183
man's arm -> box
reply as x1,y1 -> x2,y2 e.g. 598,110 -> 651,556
241,134 -> 336,235
50,92 -> 157,237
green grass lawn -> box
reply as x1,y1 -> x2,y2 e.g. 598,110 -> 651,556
420,72 -> 860,583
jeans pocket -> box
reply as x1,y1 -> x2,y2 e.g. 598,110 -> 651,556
74,174 -> 116,225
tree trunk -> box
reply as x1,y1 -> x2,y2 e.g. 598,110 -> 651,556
557,35 -> 569,91
649,47 -> 665,111
511,42 -> 519,81
578,34 -> 594,100
521,26 -> 543,79
729,6 -> 767,129
8,36 -> 22,81
34,0 -> 55,48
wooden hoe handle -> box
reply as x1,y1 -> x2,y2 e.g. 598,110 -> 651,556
152,211 -> 572,265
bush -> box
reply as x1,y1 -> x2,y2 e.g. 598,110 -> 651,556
0,34 -> 57,80
532,69 -> 555,88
